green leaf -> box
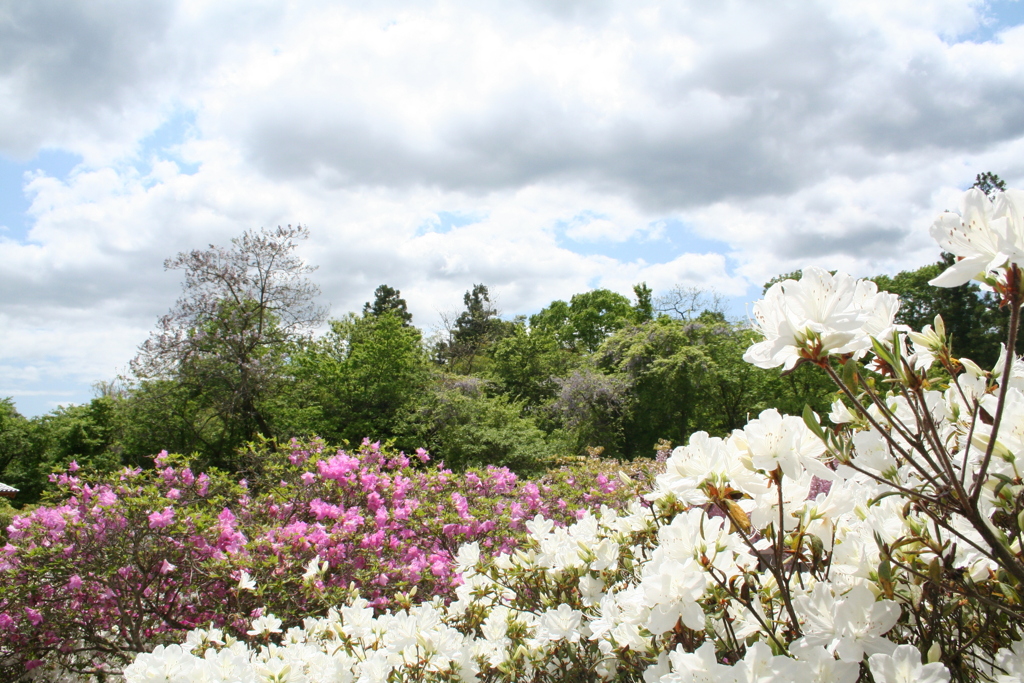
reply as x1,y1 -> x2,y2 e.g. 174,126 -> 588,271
871,337 -> 896,368
878,557 -> 893,583
1000,582 -> 1021,605
890,331 -> 903,369
841,357 -> 860,391
803,404 -> 826,441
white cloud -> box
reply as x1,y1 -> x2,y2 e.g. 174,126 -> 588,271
2,0 -> 1024,414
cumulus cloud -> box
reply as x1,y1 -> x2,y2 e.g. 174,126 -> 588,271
2,0 -> 1024,414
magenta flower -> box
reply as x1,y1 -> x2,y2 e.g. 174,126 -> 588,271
147,507 -> 175,529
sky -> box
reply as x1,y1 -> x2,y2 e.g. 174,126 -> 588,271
2,0 -> 1024,417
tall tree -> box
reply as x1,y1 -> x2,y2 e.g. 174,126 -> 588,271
632,283 -> 655,323
0,399 -> 39,505
130,225 -> 324,463
655,285 -> 726,321
531,288 -> 641,354
489,320 -> 576,407
284,311 -> 429,448
435,284 -> 511,373
363,284 -> 413,326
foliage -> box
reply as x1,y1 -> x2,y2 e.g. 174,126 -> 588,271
973,171 -> 1007,198
488,321 -> 577,407
434,284 -> 513,374
0,398 -> 125,506
873,254 -> 1009,367
531,287 -> 643,354
0,399 -> 41,506
549,367 -> 631,457
129,225 -> 324,465
363,284 -> 413,326
283,311 -> 430,449
550,314 -> 834,459
402,380 -> 561,473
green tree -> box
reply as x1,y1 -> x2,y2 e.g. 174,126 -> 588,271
363,284 -> 413,326
0,397 -> 127,506
114,377 -> 245,468
553,311 -> 835,459
548,367 -> 630,457
435,284 -> 512,373
284,311 -> 429,448
531,287 -> 642,354
402,379 -> 557,473
489,321 -> 578,408
0,399 -> 40,506
632,283 -> 654,323
129,225 -> 324,466
973,171 -> 1007,198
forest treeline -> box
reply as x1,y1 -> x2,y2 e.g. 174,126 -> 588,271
0,226 -> 1012,508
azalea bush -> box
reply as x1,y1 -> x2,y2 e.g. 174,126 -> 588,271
122,186 -> 1024,683
0,440 -> 646,680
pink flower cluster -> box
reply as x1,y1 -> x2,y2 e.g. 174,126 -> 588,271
0,438 -> 649,678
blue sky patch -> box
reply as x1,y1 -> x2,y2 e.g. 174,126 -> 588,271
131,109 -> 201,179
0,149 -> 82,242
558,216 -> 738,272
961,0 -> 1024,42
416,210 -> 484,236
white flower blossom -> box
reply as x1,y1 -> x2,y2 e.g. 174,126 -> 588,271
868,644 -> 951,683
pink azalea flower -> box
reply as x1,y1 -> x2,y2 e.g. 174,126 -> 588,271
148,507 -> 175,529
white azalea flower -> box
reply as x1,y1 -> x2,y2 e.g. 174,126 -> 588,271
536,604 -> 585,644
248,613 -> 284,637
868,644 -> 950,683
238,570 -> 257,592
929,188 -> 1012,287
124,644 -> 197,683
744,267 -> 887,370
302,555 -> 326,584
738,641 -> 811,681
795,583 -> 899,662
733,408 -> 829,481
994,638 -> 1024,683
663,641 -> 735,683
829,399 -> 858,425
790,638 -> 860,683
455,541 -> 481,574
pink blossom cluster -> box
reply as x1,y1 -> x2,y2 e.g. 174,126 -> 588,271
0,439 -> 649,678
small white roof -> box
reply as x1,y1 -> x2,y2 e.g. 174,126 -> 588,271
0,482 -> 18,494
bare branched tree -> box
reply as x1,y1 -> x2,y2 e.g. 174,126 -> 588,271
131,225 -> 325,446
654,285 -> 726,322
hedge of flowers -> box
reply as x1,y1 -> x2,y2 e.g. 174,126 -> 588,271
119,187 -> 1024,683
0,438 -> 652,679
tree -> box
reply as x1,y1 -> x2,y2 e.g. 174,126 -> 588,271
489,321 -> 577,407
403,380 -> 557,473
284,311 -> 429,448
363,284 -> 413,326
0,399 -> 39,505
130,225 -> 324,464
973,171 -> 1007,198
632,283 -> 654,323
548,368 -> 630,457
530,288 -> 641,354
655,285 -> 726,321
435,284 -> 512,373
